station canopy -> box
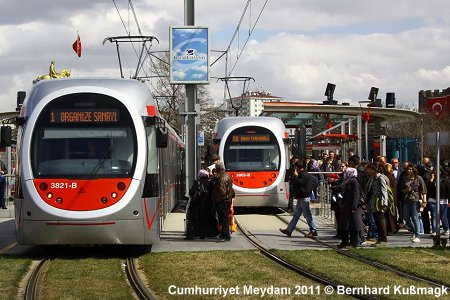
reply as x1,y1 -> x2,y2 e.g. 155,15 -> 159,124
260,101 -> 420,128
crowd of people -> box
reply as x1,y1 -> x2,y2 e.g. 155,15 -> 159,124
186,155 -> 235,242
280,150 -> 450,249
185,151 -> 450,249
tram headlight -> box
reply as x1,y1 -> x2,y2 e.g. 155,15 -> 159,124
39,182 -> 48,191
271,173 -> 276,178
101,197 -> 108,204
56,197 -> 63,204
47,193 -> 53,199
111,192 -> 118,199
117,182 -> 126,191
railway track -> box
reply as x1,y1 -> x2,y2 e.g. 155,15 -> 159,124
275,211 -> 450,291
23,255 -> 157,300
124,257 -> 158,300
235,216 -> 376,300
24,258 -> 51,300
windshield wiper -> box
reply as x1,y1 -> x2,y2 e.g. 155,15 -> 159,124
89,147 -> 112,177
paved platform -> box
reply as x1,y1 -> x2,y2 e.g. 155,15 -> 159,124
0,199 -> 14,220
152,210 -> 254,252
152,204 -> 439,252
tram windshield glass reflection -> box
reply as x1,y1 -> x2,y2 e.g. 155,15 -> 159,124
224,126 -> 280,171
30,93 -> 137,178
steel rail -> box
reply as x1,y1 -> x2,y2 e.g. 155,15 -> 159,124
24,258 -> 51,300
276,211 -> 450,291
125,257 -> 158,300
235,217 -> 376,300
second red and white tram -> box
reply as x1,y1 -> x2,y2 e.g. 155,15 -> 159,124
212,117 -> 290,207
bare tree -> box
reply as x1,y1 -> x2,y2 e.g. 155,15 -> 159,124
148,52 -> 185,131
148,52 -> 228,150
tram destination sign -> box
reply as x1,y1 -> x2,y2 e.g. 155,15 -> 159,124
231,134 -> 271,143
50,109 -> 120,123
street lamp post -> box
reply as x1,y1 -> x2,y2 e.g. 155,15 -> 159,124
358,87 -> 379,161
358,100 -> 372,160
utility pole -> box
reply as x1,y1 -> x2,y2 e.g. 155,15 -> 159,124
184,0 -> 197,192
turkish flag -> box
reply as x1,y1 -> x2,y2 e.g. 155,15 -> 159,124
72,34 -> 82,57
427,96 -> 448,117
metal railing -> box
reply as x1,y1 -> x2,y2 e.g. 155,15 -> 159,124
309,171 -> 342,221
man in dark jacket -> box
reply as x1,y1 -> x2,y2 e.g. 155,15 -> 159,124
348,155 -> 368,192
419,157 -> 433,234
280,162 -> 318,237
211,162 -> 234,242
287,155 -> 301,211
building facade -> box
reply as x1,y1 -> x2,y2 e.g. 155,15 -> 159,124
227,91 -> 283,117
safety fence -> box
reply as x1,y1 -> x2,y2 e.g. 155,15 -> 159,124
309,172 -> 343,221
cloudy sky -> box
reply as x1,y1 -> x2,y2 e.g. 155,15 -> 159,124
1,0 -> 450,112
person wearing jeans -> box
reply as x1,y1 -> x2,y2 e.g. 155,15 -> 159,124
427,167 -> 450,235
285,196 -> 317,235
428,201 -> 450,235
401,164 -> 427,243
280,161 -> 317,238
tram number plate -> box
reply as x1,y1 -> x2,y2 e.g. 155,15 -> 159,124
50,182 -> 78,189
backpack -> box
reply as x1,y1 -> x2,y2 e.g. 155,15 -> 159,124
375,178 -> 395,216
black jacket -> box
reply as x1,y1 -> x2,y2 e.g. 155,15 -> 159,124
290,170 -> 314,199
427,176 -> 450,200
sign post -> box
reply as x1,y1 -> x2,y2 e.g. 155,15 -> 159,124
171,0 -> 210,194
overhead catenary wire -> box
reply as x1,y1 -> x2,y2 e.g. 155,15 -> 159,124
126,0 -> 169,98
219,0 -> 268,102
109,1 -> 182,118
228,0 -> 269,75
111,0 -> 153,79
111,0 -> 268,107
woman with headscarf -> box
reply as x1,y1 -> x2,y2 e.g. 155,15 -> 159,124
186,169 -> 215,239
307,158 -> 323,201
337,167 -> 365,248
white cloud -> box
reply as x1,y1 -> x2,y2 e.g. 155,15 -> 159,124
191,65 -> 207,73
1,0 -> 450,113
192,73 -> 204,79
173,70 -> 186,80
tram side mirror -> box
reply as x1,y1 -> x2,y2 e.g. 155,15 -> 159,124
156,127 -> 168,148
0,126 -> 12,147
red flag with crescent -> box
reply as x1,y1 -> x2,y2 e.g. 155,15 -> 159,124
427,96 -> 448,117
72,34 -> 82,57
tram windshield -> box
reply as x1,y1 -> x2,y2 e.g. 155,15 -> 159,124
223,126 -> 280,171
31,93 -> 137,178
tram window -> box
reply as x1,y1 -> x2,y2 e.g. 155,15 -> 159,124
225,145 -> 279,171
34,127 -> 134,177
69,139 -> 109,159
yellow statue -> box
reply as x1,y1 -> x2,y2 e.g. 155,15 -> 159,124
34,61 -> 71,83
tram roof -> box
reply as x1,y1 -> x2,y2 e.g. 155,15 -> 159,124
260,101 -> 420,128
